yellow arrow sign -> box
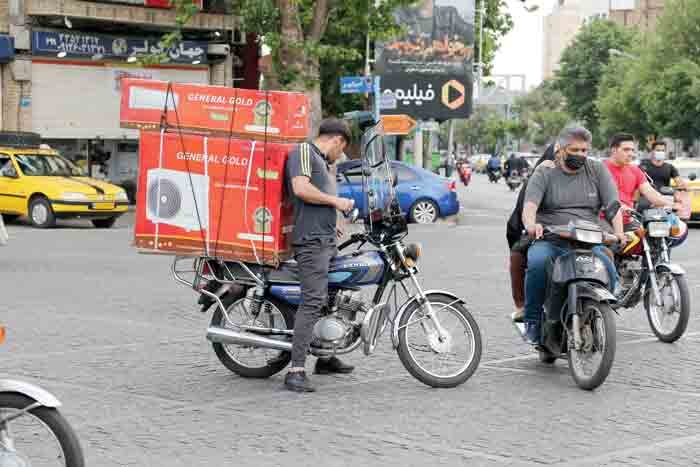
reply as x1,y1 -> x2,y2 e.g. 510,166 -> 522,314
381,114 -> 417,136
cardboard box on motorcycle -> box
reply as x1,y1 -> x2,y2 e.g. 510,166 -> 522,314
134,130 -> 296,267
120,79 -> 310,142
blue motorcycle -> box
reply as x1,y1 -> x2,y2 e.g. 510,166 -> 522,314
174,122 -> 482,388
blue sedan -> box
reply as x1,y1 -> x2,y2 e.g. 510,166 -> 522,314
336,160 -> 460,224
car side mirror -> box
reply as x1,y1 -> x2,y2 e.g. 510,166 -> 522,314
689,173 -> 697,181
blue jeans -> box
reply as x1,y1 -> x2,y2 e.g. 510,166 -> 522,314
524,241 -> 617,329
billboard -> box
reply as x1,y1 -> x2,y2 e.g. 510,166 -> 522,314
32,30 -> 208,65
376,0 -> 475,121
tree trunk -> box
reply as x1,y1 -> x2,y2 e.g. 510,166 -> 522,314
275,0 -> 329,135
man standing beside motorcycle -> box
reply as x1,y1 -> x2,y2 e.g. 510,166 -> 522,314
521,126 -> 625,344
284,118 -> 356,393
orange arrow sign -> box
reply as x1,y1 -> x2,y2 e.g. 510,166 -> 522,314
381,114 -> 417,136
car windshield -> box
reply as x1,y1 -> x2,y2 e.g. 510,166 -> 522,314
14,154 -> 82,177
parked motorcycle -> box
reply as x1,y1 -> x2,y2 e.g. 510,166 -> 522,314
614,203 -> 690,343
174,122 -> 482,388
512,220 -> 619,390
487,168 -> 502,183
0,325 -> 85,467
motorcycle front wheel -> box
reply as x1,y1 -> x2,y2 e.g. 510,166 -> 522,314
567,300 -> 616,391
0,393 -> 84,467
644,273 -> 690,343
397,294 -> 482,388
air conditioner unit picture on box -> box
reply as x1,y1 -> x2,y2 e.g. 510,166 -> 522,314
146,169 -> 209,232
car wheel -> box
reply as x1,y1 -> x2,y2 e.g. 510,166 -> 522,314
410,199 -> 439,224
92,217 -> 118,229
29,197 -> 56,228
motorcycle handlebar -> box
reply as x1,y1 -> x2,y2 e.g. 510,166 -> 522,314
338,233 -> 366,251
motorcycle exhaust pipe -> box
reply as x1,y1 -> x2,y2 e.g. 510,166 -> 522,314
206,326 -> 293,352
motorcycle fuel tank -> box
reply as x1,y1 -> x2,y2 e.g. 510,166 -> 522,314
328,251 -> 386,287
268,251 -> 386,306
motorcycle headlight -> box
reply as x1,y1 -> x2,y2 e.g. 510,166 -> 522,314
61,192 -> 88,201
116,191 -> 129,201
403,242 -> 422,268
648,221 -> 670,237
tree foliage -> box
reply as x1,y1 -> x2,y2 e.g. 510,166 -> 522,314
596,0 -> 700,145
555,20 -> 637,137
513,80 -> 571,146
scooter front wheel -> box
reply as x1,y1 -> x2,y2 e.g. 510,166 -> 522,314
567,300 -> 616,391
397,294 -> 482,388
0,393 -> 84,467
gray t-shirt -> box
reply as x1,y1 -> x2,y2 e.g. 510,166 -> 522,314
524,159 -> 619,229
285,142 -> 337,245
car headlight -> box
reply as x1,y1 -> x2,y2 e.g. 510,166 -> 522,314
115,191 -> 129,201
61,192 -> 89,201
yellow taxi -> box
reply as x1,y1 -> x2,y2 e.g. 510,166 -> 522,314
670,159 -> 700,221
0,143 -> 129,228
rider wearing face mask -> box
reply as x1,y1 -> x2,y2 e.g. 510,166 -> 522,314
639,141 -> 687,192
521,126 -> 624,344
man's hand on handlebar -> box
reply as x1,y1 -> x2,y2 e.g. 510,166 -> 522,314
526,223 -> 544,240
335,197 -> 355,213
615,232 -> 628,248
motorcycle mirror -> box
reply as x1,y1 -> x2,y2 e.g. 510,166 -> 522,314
660,186 -> 675,196
689,173 -> 697,181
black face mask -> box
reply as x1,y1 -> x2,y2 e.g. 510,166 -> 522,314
564,152 -> 586,171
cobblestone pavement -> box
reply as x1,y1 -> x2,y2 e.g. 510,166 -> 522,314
2,174 -> 700,466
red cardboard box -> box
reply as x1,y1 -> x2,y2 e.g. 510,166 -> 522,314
120,79 -> 310,142
134,130 -> 296,266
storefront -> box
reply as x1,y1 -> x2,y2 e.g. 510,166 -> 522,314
29,30 -> 212,187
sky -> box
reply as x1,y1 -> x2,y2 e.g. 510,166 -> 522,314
492,0 -> 557,89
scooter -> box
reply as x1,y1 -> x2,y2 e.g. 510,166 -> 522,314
0,325 -> 85,466
512,220 -> 619,391
458,163 -> 472,186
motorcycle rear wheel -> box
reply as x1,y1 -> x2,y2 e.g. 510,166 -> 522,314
397,294 -> 482,388
211,295 -> 293,378
567,300 -> 616,391
644,273 -> 690,343
0,393 -> 84,467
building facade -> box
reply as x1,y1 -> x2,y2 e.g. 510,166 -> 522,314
542,1 -> 584,81
610,0 -> 665,32
0,0 -> 256,186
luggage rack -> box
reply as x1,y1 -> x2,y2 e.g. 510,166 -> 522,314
171,256 -> 266,314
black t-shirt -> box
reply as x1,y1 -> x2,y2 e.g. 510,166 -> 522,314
639,160 -> 678,190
